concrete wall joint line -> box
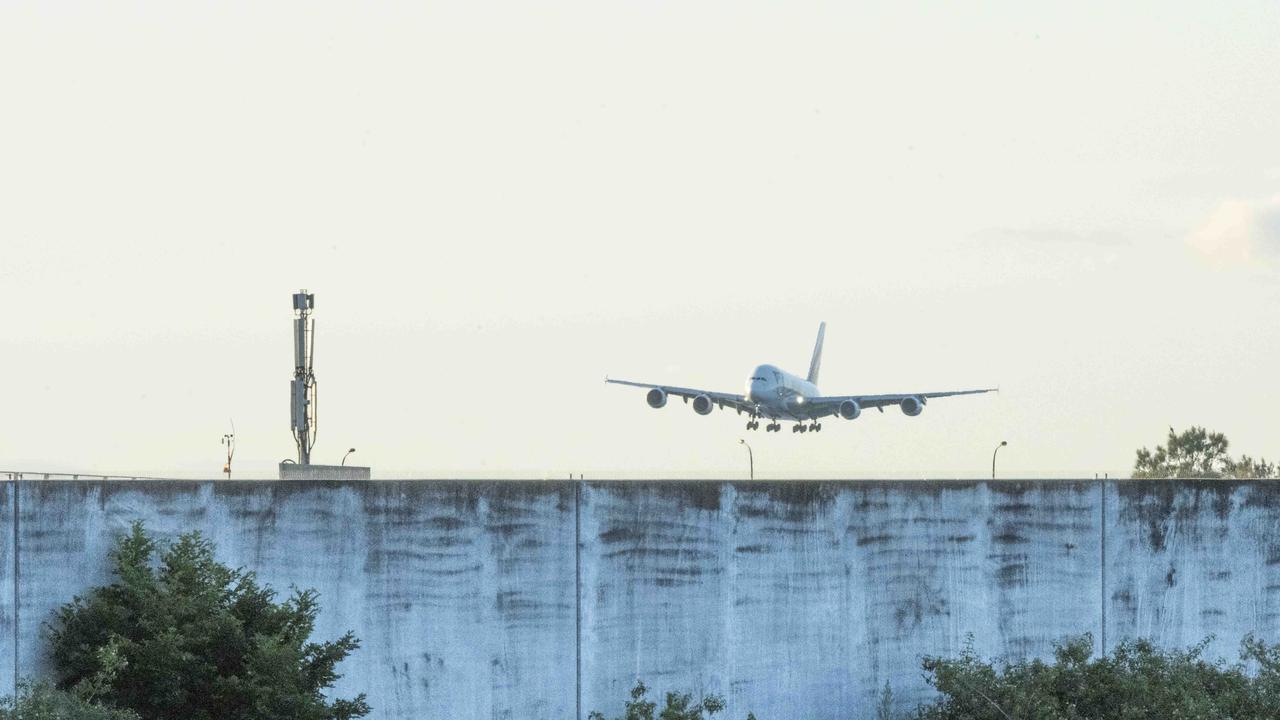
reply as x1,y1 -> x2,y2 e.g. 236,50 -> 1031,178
12,476 -> 19,697
575,480 -> 582,720
1100,477 -> 1107,657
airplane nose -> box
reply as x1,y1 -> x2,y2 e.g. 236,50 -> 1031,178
748,383 -> 765,403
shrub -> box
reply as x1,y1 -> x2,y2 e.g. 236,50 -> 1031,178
916,633 -> 1280,720
0,681 -> 138,720
589,680 -> 756,720
47,522 -> 369,720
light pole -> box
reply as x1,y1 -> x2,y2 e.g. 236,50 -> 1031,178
739,439 -> 754,480
221,424 -> 235,479
341,448 -> 356,466
992,440 -> 1007,479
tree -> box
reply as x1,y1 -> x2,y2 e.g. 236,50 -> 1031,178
0,682 -> 138,720
589,681 -> 755,720
1132,426 -> 1278,479
916,633 -> 1280,720
47,522 -> 370,720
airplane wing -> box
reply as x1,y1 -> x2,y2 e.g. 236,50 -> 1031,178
605,378 -> 763,415
803,388 -> 997,417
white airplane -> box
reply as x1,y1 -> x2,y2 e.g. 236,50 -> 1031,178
607,322 -> 996,433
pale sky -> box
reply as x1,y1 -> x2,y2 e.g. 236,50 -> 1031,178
2,1 -> 1278,479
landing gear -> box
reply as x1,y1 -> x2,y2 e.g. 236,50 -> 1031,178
765,423 -> 779,432
808,423 -> 822,432
746,420 -> 760,431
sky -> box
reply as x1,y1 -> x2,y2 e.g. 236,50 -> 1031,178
1,1 -> 1278,479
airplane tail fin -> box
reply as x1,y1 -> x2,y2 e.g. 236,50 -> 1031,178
807,321 -> 825,385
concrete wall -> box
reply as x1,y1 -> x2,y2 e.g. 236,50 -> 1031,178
2,479 -> 1279,719
3,480 -> 577,720
1,481 -> 13,695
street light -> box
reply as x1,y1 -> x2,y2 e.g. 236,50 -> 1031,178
341,448 -> 356,466
739,438 -> 754,480
221,424 -> 235,479
992,440 -> 1008,479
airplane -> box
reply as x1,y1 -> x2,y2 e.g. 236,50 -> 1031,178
606,322 -> 996,433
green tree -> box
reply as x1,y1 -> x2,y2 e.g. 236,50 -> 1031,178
1133,426 -> 1278,478
916,633 -> 1280,720
589,681 -> 755,720
47,522 -> 370,720
0,682 -> 138,720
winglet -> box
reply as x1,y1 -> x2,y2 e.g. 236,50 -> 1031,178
806,321 -> 826,385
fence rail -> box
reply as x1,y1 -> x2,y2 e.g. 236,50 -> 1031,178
1,470 -> 170,481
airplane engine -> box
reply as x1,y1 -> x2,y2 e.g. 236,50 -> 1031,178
692,394 -> 714,415
900,396 -> 923,417
839,400 -> 861,420
646,388 -> 668,409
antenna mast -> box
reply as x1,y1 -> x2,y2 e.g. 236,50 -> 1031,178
291,290 -> 317,465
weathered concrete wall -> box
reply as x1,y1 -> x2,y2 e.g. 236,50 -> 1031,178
2,479 -> 1280,719
1105,481 -> 1280,654
1,481 -> 14,698
4,480 -> 577,719
579,481 -> 1101,718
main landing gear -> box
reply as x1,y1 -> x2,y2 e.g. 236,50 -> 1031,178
791,423 -> 823,433
747,420 -> 783,432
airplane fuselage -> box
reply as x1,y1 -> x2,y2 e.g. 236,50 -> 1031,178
746,364 -> 820,421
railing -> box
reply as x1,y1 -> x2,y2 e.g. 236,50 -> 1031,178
1,470 -> 171,481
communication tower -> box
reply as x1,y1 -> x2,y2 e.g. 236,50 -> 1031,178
291,290 -> 317,465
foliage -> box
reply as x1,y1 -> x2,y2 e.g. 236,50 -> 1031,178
875,681 -> 896,720
1133,426 -> 1278,478
47,522 -> 370,720
588,681 -> 756,720
916,633 -> 1280,720
0,681 -> 138,720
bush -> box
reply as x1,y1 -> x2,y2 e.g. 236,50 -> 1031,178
0,681 -> 138,720
589,680 -> 756,720
916,633 -> 1280,720
47,522 -> 369,720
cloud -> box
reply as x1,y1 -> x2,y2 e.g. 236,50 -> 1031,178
1187,195 -> 1280,266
